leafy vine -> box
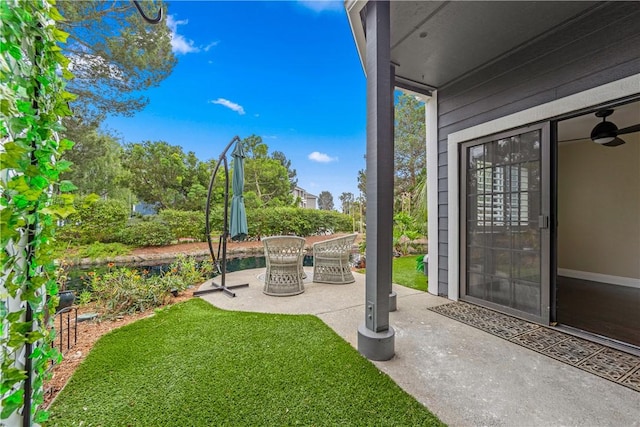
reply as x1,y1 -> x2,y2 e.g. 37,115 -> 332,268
1,0 -> 76,423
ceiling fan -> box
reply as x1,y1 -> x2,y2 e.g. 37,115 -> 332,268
586,109 -> 640,147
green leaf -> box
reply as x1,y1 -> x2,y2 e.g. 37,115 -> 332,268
62,68 -> 74,80
8,44 -> 22,60
48,6 -> 65,22
27,330 -> 46,344
16,100 -> 34,114
0,367 -> 27,389
59,180 -> 77,192
59,139 -> 75,151
61,90 -> 77,101
6,310 -> 25,323
34,409 -> 50,423
30,175 -> 48,190
1,389 -> 24,419
52,28 -> 69,43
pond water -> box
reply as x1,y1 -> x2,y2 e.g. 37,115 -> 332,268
66,255 -> 318,294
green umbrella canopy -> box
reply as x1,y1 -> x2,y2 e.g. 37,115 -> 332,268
230,141 -> 248,241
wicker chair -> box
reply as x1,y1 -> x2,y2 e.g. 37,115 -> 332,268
262,236 -> 306,296
312,234 -> 357,284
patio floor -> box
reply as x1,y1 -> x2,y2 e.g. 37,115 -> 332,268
197,268 -> 640,427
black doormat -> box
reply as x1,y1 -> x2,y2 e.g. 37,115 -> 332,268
429,301 -> 640,392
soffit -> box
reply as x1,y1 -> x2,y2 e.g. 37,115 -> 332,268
347,1 -> 602,93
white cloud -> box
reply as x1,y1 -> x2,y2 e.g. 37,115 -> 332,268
308,151 -> 337,163
203,41 -> 219,52
209,98 -> 246,115
297,0 -> 343,13
167,15 -> 218,55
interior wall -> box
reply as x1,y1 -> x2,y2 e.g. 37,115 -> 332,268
557,134 -> 640,279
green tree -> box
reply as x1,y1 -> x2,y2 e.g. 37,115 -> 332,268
239,135 -> 292,207
124,141 -> 207,210
339,192 -> 354,214
357,168 -> 367,195
244,158 -> 292,208
241,134 -> 268,159
272,150 -> 298,190
58,1 -> 177,129
394,93 -> 426,213
318,191 -> 334,210
61,129 -> 129,199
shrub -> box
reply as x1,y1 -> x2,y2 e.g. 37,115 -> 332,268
89,267 -> 171,317
393,212 -> 423,255
77,290 -> 93,306
163,255 -> 213,291
246,207 -> 353,237
78,242 -> 131,259
57,195 -> 129,244
160,209 -> 206,241
117,217 -> 174,246
86,257 -> 212,316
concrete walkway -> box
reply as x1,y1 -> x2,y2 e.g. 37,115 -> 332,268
197,268 -> 640,427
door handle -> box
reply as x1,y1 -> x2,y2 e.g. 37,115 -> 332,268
538,215 -> 549,229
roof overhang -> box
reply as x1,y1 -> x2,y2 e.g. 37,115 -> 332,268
346,1 -> 603,94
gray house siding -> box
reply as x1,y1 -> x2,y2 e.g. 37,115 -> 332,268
434,2 -> 640,296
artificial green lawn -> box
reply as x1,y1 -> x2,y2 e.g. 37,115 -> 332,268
49,299 -> 443,426
392,256 -> 428,291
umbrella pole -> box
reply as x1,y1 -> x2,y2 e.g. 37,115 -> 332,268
194,136 -> 249,298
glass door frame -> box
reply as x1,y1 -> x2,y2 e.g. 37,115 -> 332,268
460,122 -> 551,324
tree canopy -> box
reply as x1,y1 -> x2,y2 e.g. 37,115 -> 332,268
240,135 -> 292,208
61,129 -> 129,199
318,191 -> 334,210
123,141 -> 211,210
339,192 -> 354,214
58,1 -> 176,130
272,150 -> 298,190
394,93 -> 426,202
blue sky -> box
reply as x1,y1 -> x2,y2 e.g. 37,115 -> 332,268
105,0 -> 367,202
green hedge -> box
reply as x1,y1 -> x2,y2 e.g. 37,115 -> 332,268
59,203 -> 353,247
160,209 -> 206,241
117,217 -> 174,246
57,195 -> 129,244
248,207 -> 352,237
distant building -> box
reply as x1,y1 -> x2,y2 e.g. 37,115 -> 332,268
305,193 -> 318,209
132,202 -> 157,216
292,186 -> 317,209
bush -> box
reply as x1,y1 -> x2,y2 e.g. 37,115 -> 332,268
57,195 -> 129,244
246,207 -> 353,237
159,209 -> 206,241
88,267 -> 170,317
79,242 -> 131,259
117,217 -> 174,246
163,255 -> 213,291
86,257 -> 212,317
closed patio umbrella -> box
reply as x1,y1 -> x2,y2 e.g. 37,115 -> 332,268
230,140 -> 248,241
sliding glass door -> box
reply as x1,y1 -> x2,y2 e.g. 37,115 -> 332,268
461,124 -> 550,323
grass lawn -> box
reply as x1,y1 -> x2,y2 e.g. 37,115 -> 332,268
49,298 -> 443,426
392,256 -> 428,291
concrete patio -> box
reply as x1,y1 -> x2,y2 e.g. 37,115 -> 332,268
197,268 -> 640,427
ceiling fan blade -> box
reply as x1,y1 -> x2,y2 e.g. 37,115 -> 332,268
558,137 -> 589,143
602,137 -> 626,147
617,124 -> 640,135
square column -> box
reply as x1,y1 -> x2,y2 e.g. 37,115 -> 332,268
357,0 -> 395,361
